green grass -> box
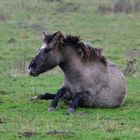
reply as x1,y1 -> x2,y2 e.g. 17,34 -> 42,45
0,0 -> 140,139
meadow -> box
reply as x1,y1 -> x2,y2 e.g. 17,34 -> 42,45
0,0 -> 140,139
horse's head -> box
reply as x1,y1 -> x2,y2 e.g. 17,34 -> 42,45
29,31 -> 64,76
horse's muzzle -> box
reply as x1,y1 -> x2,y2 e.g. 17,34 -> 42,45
28,68 -> 39,77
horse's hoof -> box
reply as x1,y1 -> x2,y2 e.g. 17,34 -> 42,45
66,108 -> 75,115
48,107 -> 56,112
30,96 -> 38,101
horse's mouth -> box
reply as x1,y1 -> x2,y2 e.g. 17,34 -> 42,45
29,72 -> 39,77
28,69 -> 39,77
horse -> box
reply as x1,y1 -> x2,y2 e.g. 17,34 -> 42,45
28,31 -> 127,114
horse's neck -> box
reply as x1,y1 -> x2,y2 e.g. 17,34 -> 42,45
59,57 -> 82,77
60,57 -> 108,85
60,62 -> 84,87
59,46 -> 107,83
59,46 -> 83,81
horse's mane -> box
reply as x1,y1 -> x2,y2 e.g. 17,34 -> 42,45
63,35 -> 107,65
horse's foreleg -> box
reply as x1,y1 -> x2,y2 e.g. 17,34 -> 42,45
48,87 -> 67,112
30,93 -> 56,100
67,92 -> 84,114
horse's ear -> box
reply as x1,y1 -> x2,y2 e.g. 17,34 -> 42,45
42,32 -> 48,40
52,31 -> 64,42
43,32 -> 46,36
77,48 -> 84,59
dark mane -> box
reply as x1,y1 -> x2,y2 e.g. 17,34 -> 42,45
63,35 -> 80,45
63,35 -> 107,65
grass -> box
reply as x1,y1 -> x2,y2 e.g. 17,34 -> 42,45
0,0 -> 140,139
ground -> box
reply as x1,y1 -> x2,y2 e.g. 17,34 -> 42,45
0,0 -> 140,140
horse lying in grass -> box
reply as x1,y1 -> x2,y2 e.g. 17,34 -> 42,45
29,31 -> 127,114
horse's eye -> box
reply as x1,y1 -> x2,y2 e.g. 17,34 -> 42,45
44,48 -> 52,53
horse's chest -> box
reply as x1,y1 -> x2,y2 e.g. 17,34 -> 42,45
64,77 -> 89,93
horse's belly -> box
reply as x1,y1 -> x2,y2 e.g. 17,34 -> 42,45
80,81 -> 127,108
94,87 -> 127,107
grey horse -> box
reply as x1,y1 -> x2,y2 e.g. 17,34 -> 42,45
29,31 -> 127,114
